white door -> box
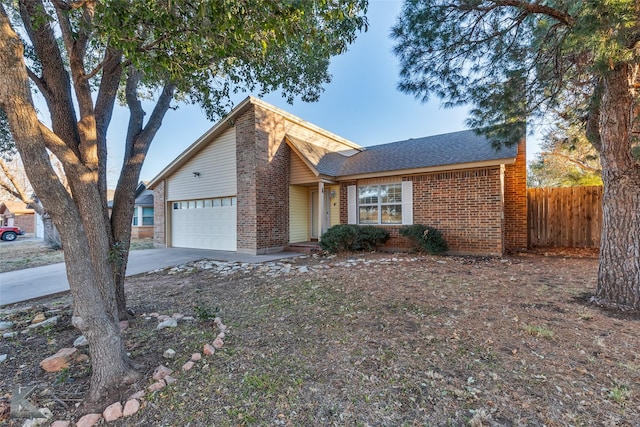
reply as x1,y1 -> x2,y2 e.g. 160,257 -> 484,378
171,201 -> 237,250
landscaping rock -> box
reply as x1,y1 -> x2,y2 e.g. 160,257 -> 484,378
182,361 -> 194,371
157,318 -> 178,330
119,320 -> 129,332
0,354 -> 7,363
163,349 -> 176,359
51,421 -> 71,427
26,315 -> 59,329
148,380 -> 166,392
128,390 -> 145,400
75,413 -> 101,427
31,313 -> 46,324
123,399 -> 141,417
164,375 -> 177,385
40,347 -> 77,372
74,354 -> 89,363
73,335 -> 88,347
203,344 -> 215,355
212,336 -> 224,349
191,353 -> 202,361
0,320 -> 13,330
3,331 -> 18,338
102,401 -> 123,422
172,313 -> 184,320
152,365 -> 173,380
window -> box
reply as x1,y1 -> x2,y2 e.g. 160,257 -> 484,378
142,207 -> 154,225
358,184 -> 402,225
132,207 -> 139,225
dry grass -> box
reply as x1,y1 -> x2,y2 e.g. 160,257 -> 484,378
0,239 -> 155,273
2,252 -> 639,426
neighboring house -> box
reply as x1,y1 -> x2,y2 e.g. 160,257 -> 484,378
148,97 -> 527,256
107,183 -> 155,239
0,200 -> 37,235
131,182 -> 155,239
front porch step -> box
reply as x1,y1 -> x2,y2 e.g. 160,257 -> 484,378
285,242 -> 322,255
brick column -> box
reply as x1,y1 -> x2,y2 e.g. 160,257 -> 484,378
503,139 -> 528,251
153,181 -> 166,247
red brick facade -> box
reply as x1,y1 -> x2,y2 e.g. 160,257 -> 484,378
12,214 -> 35,234
236,105 -> 291,254
151,99 -> 528,257
503,140 -> 528,251
338,142 -> 528,256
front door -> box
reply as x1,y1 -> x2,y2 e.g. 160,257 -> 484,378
310,189 -> 331,239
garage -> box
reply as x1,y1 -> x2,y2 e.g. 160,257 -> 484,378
171,197 -> 237,251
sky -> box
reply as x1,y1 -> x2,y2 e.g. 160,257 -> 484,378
106,0 -> 540,186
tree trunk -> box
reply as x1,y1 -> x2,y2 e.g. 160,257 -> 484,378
0,6 -> 136,401
594,66 -> 640,309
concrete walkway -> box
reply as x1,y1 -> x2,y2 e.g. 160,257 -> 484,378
0,247 -> 300,306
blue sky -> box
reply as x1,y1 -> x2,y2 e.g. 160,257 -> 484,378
106,0 -> 539,186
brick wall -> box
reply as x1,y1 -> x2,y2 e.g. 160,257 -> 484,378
13,214 -> 35,234
407,168 -> 504,255
253,106 -> 290,253
503,140 -> 528,251
131,226 -> 153,239
340,169 -> 505,255
236,109 -> 258,253
153,181 -> 166,247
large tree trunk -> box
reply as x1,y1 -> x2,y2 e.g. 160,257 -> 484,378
594,66 -> 640,309
0,5 -> 136,401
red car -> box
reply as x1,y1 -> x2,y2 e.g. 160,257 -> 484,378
0,225 -> 25,241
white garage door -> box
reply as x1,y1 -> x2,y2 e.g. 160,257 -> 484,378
171,198 -> 237,251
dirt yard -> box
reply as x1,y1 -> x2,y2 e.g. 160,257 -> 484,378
2,249 -> 639,426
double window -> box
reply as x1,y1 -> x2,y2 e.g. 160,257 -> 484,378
358,184 -> 402,225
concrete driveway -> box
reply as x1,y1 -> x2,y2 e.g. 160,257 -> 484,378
0,247 -> 299,306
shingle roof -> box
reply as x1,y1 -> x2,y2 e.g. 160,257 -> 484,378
333,130 -> 518,177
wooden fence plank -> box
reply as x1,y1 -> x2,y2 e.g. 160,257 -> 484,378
527,186 -> 602,248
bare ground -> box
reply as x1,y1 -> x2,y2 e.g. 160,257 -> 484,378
2,249 -> 640,426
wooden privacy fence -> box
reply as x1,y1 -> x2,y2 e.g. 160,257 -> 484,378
527,186 -> 603,248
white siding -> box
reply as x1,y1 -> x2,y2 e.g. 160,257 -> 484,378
328,185 -> 340,227
289,186 -> 309,243
290,154 -> 318,184
167,127 -> 236,200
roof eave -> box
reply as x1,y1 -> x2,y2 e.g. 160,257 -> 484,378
336,157 -> 516,181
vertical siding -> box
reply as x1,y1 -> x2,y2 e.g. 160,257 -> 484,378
290,153 -> 318,184
167,127 -> 236,200
289,186 -> 309,243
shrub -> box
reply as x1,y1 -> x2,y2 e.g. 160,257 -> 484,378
319,224 -> 390,253
399,224 -> 448,254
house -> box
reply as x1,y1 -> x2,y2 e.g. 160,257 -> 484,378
107,183 -> 155,239
148,97 -> 527,256
0,201 -> 37,235
131,182 -> 155,239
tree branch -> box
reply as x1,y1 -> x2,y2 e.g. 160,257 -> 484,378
462,1 -> 574,26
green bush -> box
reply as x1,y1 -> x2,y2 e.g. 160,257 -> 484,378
319,224 -> 390,253
399,224 -> 448,254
